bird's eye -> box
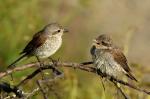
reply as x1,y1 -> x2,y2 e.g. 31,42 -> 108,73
101,41 -> 108,46
96,42 -> 100,45
57,29 -> 61,32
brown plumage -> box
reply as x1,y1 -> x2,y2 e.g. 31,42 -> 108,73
7,23 -> 68,69
20,30 -> 47,56
110,48 -> 137,81
91,34 -> 137,82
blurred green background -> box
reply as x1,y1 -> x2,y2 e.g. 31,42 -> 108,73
0,0 -> 150,99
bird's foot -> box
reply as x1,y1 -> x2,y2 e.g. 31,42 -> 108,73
48,57 -> 60,67
38,62 -> 45,80
48,57 -> 62,77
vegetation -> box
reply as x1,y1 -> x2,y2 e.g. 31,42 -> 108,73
0,0 -> 150,98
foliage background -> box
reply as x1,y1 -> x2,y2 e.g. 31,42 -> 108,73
0,0 -> 150,99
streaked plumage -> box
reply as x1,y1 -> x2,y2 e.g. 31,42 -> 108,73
91,34 -> 137,81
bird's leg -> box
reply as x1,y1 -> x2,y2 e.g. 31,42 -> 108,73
112,81 -> 128,99
48,57 -> 62,77
100,77 -> 106,91
48,57 -> 57,65
36,56 -> 45,79
97,69 -> 106,91
48,57 -> 58,72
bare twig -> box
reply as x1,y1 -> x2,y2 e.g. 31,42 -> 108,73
109,77 -> 150,95
25,88 -> 39,98
0,61 -> 94,78
0,63 -> 39,78
17,64 -> 64,87
17,66 -> 52,87
37,80 -> 48,99
0,61 -> 150,96
0,82 -> 24,98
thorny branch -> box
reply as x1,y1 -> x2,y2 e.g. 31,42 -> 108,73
0,61 -> 150,99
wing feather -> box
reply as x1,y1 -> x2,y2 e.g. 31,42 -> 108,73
110,48 -> 137,81
20,30 -> 47,55
110,48 -> 131,72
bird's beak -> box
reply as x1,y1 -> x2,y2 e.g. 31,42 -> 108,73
63,28 -> 69,33
93,39 -> 97,43
93,39 -> 98,44
92,39 -> 97,45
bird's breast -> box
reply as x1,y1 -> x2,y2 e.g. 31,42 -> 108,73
34,36 -> 62,58
93,49 -> 125,78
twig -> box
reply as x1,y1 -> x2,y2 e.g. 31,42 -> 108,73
109,77 -> 150,95
37,80 -> 48,99
25,88 -> 39,98
16,66 -> 52,87
0,61 -> 94,78
0,82 -> 24,98
0,62 -> 39,78
17,65 -> 63,87
1,61 -> 150,96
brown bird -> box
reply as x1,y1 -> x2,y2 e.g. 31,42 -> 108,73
8,23 -> 68,69
90,34 -> 137,81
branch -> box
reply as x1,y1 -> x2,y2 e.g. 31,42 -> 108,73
0,82 -> 23,98
24,88 -> 39,98
0,63 -> 39,78
109,77 -> 150,95
1,61 -> 150,96
0,61 -> 94,78
16,65 -> 64,87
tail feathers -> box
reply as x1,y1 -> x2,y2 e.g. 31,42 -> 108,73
7,54 -> 26,69
126,72 -> 138,82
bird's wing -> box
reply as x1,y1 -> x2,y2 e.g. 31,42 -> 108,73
110,48 -> 138,81
20,30 -> 47,55
110,48 -> 131,72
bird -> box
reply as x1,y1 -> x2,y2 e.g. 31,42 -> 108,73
90,34 -> 137,82
7,23 -> 68,69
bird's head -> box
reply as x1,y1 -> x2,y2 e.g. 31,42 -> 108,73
93,34 -> 113,49
44,23 -> 68,37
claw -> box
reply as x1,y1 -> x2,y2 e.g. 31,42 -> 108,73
48,57 -> 60,67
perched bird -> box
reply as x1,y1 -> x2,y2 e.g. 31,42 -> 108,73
90,34 -> 137,82
8,23 -> 68,69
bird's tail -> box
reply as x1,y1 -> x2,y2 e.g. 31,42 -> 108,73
126,72 -> 138,82
7,54 -> 26,69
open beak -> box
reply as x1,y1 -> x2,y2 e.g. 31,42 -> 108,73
92,39 -> 97,45
93,39 -> 97,43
